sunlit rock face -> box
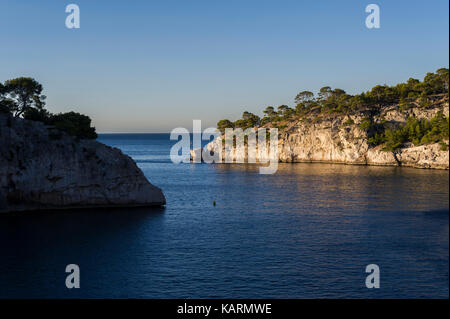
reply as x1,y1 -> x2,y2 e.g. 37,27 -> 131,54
206,102 -> 449,169
0,114 -> 165,213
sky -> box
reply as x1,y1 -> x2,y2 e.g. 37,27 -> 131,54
0,0 -> 448,132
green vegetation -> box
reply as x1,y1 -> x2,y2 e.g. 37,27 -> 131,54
0,77 -> 44,117
217,68 -> 449,151
380,112 -> 449,151
359,119 -> 372,131
342,118 -> 355,126
48,112 -> 97,139
1,77 -> 97,139
294,67 -> 449,115
358,112 -> 449,150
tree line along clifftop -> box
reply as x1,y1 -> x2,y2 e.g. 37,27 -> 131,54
217,68 -> 449,152
0,77 -> 97,139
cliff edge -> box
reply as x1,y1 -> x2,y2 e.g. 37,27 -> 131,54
206,101 -> 449,169
0,114 -> 166,213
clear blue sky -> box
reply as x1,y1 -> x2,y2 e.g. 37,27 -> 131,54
0,0 -> 448,132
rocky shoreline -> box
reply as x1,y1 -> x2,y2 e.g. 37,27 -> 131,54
205,102 -> 449,170
0,114 -> 166,213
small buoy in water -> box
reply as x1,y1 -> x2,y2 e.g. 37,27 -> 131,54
213,201 -> 216,206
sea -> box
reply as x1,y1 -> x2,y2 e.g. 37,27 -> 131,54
0,133 -> 448,298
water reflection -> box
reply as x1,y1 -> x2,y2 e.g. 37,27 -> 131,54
213,163 -> 449,213
1,138 -> 448,298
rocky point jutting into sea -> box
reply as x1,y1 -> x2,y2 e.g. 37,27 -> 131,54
204,97 -> 449,170
0,114 -> 165,213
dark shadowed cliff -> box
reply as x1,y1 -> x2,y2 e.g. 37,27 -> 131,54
0,114 -> 165,213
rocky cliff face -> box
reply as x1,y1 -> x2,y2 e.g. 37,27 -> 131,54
0,114 -> 165,213
206,103 -> 449,169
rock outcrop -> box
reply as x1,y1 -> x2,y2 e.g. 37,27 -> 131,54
0,114 -> 165,213
190,148 -> 203,162
206,102 -> 449,169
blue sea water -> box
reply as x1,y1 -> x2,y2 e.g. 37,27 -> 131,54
0,133 -> 448,298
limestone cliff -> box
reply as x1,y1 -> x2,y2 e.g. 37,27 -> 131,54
0,114 -> 165,213
206,102 -> 449,169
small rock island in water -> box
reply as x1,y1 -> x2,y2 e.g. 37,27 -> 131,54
0,78 -> 165,213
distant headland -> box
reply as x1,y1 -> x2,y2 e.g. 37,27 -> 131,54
206,68 -> 449,169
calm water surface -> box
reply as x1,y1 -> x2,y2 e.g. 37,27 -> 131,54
0,134 -> 448,298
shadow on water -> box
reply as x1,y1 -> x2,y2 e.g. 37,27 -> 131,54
0,206 -> 166,298
1,138 -> 449,298
0,206 -> 166,242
